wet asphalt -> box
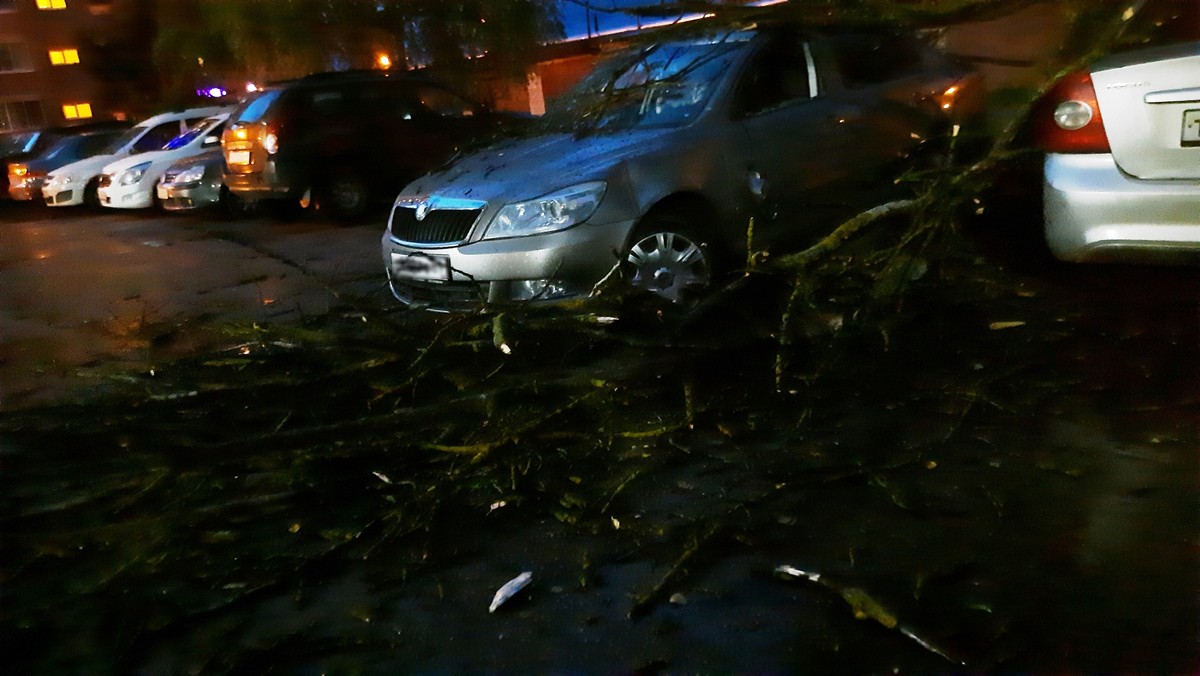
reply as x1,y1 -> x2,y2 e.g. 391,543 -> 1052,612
0,196 -> 1197,673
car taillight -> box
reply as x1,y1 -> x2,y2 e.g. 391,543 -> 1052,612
261,129 -> 279,155
1033,71 -> 1111,153
9,163 -> 27,178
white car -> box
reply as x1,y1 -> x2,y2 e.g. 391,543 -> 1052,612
41,106 -> 225,207
98,113 -> 230,210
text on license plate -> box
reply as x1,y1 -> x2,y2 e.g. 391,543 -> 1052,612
227,150 -> 252,165
392,252 -> 450,281
1182,109 -> 1200,147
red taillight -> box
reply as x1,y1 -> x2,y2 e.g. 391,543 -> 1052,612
1032,71 -> 1111,153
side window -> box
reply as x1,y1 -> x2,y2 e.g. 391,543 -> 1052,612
362,83 -> 419,122
132,121 -> 182,153
830,33 -> 922,88
736,34 -> 814,117
309,89 -> 346,118
415,86 -> 476,118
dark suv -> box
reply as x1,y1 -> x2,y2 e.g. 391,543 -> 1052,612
222,71 -> 518,219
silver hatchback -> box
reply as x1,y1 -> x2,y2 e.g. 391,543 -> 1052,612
1036,37 -> 1200,263
383,23 -> 978,311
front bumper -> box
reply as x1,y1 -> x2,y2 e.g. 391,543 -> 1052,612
97,181 -> 154,210
42,177 -> 83,206
157,180 -> 220,211
1044,153 -> 1200,262
382,219 -> 635,311
8,177 -> 44,201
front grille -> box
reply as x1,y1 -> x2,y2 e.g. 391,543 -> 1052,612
97,174 -> 112,189
162,169 -> 181,183
389,279 -> 486,312
390,205 -> 482,245
50,190 -> 74,205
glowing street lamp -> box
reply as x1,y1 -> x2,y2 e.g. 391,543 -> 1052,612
376,53 -> 392,69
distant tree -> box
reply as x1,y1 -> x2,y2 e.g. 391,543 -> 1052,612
151,0 -> 564,102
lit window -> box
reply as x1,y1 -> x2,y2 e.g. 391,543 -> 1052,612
62,103 -> 92,119
49,49 -> 80,65
36,0 -> 67,9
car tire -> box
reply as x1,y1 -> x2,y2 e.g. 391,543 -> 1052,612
83,178 -> 100,209
218,186 -> 251,220
621,213 -> 716,304
326,171 -> 369,221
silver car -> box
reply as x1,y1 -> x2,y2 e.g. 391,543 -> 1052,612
1038,35 -> 1200,262
156,148 -> 251,216
383,23 -> 978,311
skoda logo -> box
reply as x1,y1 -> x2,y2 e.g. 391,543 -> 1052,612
415,200 -> 431,221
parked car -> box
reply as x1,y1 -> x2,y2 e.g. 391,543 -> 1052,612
1034,14 -> 1200,262
381,23 -> 981,311
97,112 -> 230,210
156,148 -> 251,216
7,127 -> 131,201
41,106 -> 225,207
222,70 -> 520,220
1,121 -> 130,200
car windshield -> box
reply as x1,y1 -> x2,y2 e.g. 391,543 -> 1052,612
38,136 -> 79,162
99,124 -> 150,155
163,116 -> 221,150
0,130 -> 38,155
541,32 -> 750,133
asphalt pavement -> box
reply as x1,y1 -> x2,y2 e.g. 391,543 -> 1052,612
0,201 -> 387,409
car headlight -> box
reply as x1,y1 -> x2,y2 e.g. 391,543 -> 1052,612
173,164 -> 206,184
484,181 -> 606,240
119,161 -> 153,186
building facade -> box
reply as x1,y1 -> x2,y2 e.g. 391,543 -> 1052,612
0,0 -> 117,132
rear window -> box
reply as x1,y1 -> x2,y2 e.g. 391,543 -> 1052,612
233,89 -> 282,123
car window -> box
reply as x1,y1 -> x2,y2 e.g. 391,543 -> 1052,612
132,121 -> 183,153
233,89 -> 281,123
76,131 -> 122,157
164,116 -> 222,150
736,33 -> 815,117
415,86 -> 476,118
101,124 -> 148,154
544,33 -> 749,132
829,33 -> 922,88
0,130 -> 36,155
309,89 -> 348,117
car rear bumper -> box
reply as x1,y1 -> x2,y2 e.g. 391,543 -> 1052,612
1044,153 -> 1200,262
381,219 -> 635,311
224,164 -> 296,202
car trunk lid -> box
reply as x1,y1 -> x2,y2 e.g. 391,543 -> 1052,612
1091,42 -> 1200,179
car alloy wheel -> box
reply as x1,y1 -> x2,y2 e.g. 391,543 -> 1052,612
623,225 -> 711,303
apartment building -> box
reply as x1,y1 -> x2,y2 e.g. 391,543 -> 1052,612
0,0 -> 117,132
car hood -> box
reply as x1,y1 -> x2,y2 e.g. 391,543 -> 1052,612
405,128 -> 682,204
48,153 -> 120,180
103,149 -> 182,175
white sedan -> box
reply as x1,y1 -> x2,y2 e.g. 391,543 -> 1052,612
97,113 -> 229,210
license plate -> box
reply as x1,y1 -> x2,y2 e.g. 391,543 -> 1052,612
228,150 -> 251,165
156,184 -> 170,200
392,252 -> 450,281
1182,109 -> 1200,147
